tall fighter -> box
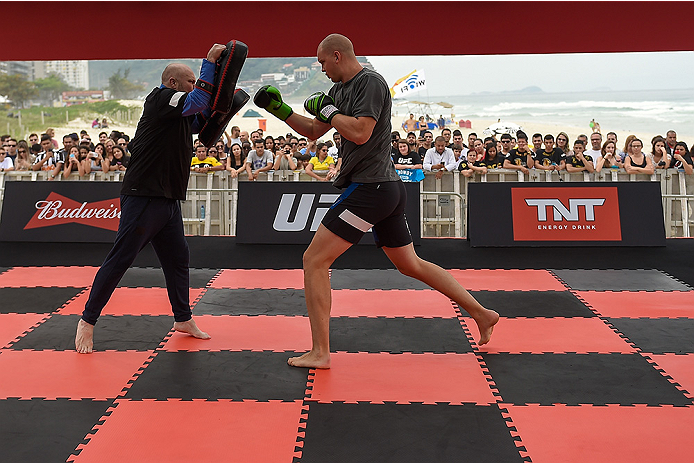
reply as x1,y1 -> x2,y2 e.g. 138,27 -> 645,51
255,34 -> 499,369
75,44 -> 227,353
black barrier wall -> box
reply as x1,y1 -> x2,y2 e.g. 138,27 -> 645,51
236,182 -> 421,245
468,182 -> 666,247
0,182 -> 122,243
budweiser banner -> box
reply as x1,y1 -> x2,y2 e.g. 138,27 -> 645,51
467,182 -> 665,247
236,182 -> 421,244
0,181 -> 122,242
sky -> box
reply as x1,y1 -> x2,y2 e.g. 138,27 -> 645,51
366,51 -> 694,96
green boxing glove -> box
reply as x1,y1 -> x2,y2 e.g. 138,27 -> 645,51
254,85 -> 293,121
304,92 -> 341,124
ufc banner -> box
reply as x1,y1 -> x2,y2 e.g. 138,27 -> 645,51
468,182 -> 665,247
236,182 -> 421,245
0,181 -> 121,242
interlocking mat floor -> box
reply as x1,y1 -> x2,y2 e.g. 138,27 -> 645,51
1,238 -> 693,462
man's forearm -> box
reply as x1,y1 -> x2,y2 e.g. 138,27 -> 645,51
286,113 -> 331,140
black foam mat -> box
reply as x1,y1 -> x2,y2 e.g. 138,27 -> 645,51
329,317 -> 472,353
0,398 -> 113,462
608,318 -> 694,354
193,288 -> 307,316
551,269 -> 691,291
330,269 -> 431,290
0,287 -> 85,314
2,239 -> 694,290
300,402 -> 524,463
124,351 -> 309,401
481,353 -> 693,406
116,267 -> 218,288
470,290 -> 596,318
10,314 -> 173,351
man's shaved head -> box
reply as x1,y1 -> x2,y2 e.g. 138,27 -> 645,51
162,63 -> 193,84
318,33 -> 356,58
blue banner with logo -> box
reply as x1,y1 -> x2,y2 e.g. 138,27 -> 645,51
396,169 -> 425,183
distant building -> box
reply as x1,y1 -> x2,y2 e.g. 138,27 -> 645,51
260,73 -> 285,83
61,90 -> 105,106
0,61 -> 32,80
38,60 -> 89,89
293,66 -> 310,81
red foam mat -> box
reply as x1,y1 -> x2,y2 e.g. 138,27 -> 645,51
162,315 -> 311,352
505,404 -> 694,462
464,317 -> 636,353
0,266 -> 98,288
210,269 -> 304,289
0,349 -> 152,399
331,289 -> 457,318
647,354 -> 694,399
308,352 -> 496,405
446,269 -> 566,291
575,291 -> 694,318
0,313 -> 47,348
70,399 -> 304,463
58,288 -> 204,316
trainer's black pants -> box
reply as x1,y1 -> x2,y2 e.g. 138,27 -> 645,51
81,195 -> 191,325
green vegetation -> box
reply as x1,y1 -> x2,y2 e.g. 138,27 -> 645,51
0,101 -> 137,140
288,70 -> 333,101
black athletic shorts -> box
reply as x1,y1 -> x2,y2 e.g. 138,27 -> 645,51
322,180 -> 413,248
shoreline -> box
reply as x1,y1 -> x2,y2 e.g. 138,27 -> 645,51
46,102 -> 692,150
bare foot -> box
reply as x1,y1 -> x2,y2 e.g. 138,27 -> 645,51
474,309 -> 499,346
173,318 -> 211,339
75,319 -> 94,354
287,350 -> 331,369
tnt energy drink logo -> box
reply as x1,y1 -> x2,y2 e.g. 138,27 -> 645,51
511,187 -> 621,241
24,192 -> 121,231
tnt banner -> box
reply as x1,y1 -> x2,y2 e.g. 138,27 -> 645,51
468,182 -> 665,247
0,181 -> 121,242
236,182 -> 421,245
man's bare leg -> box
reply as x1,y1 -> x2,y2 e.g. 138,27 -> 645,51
288,225 -> 353,369
75,319 -> 95,354
173,317 -> 211,339
381,243 -> 499,345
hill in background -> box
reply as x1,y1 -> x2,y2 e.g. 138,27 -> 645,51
89,56 -> 371,98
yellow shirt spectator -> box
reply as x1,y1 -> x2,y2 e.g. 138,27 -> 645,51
309,155 -> 335,171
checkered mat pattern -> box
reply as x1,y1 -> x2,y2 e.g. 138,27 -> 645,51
1,266 -> 693,462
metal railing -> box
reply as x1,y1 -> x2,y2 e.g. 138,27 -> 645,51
1,169 -> 692,238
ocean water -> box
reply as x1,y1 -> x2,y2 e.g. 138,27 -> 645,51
395,88 -> 694,139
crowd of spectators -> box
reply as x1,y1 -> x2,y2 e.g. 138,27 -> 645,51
394,127 -> 693,178
2,124 -> 692,180
0,129 -> 132,179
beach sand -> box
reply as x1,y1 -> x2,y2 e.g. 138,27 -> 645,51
48,100 -> 682,150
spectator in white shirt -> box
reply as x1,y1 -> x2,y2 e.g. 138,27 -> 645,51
423,136 -> 457,179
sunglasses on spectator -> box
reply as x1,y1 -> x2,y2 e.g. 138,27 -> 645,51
7,143 -> 16,147
118,143 -> 127,146
209,149 -> 217,153
18,149 -> 26,153
290,142 -> 298,145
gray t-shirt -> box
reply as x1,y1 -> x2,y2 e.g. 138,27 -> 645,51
246,149 -> 274,170
329,68 -> 400,188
